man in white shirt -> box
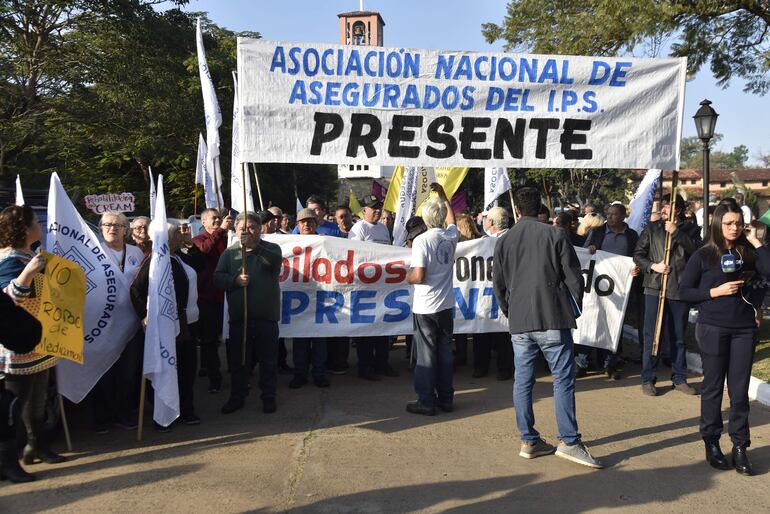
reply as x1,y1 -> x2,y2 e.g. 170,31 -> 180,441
406,183 -> 458,415
348,195 -> 396,379
735,192 -> 753,224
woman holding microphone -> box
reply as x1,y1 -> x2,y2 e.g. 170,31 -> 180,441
680,203 -> 770,476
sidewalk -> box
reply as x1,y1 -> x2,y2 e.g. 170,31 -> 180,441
2,353 -> 769,513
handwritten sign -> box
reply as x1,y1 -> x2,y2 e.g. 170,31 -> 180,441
34,251 -> 86,363
84,192 -> 135,214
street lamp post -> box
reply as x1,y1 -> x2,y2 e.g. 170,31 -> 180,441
693,99 -> 718,240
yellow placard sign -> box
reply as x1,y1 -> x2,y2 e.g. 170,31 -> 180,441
33,251 -> 86,363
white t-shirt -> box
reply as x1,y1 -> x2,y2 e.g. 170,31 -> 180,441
348,220 -> 391,245
411,225 -> 458,314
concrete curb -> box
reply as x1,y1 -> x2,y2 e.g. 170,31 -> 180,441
621,324 -> 770,408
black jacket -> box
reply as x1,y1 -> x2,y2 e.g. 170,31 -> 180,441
584,223 -> 639,257
493,217 -> 584,333
633,220 -> 702,300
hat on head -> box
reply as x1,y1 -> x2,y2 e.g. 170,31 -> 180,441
297,208 -> 317,222
405,216 -> 427,241
361,195 -> 382,209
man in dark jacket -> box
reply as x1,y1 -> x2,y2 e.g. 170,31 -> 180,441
633,194 -> 701,397
493,187 -> 603,469
214,213 -> 282,415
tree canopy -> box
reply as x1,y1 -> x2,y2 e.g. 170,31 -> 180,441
482,1 -> 770,95
680,134 -> 750,169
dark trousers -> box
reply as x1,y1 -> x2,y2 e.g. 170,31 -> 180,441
293,338 -> 327,379
356,336 -> 390,375
227,319 -> 279,402
4,369 -> 48,447
91,329 -> 143,426
454,334 -> 468,363
473,332 -> 513,373
0,384 -> 19,441
278,338 -> 289,367
697,323 -> 756,447
326,337 -> 350,369
642,294 -> 689,385
413,310 -> 455,406
198,303 -> 223,382
176,334 -> 198,418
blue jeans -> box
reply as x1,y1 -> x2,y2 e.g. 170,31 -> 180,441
642,294 -> 689,385
512,329 -> 581,445
413,310 -> 454,407
293,338 -> 327,379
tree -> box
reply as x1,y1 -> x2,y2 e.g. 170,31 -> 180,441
524,168 -> 632,210
758,151 -> 770,167
680,134 -> 749,169
483,1 -> 770,94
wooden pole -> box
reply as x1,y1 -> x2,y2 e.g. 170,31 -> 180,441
58,395 -> 72,452
213,158 -> 222,210
652,170 -> 679,357
137,377 -> 147,441
250,163 -> 265,211
508,189 -> 518,224
240,162 -> 249,366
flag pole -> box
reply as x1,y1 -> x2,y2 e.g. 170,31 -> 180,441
193,184 -> 198,219
240,161 -> 249,366
58,395 -> 72,452
213,158 -> 222,210
137,377 -> 147,441
652,170 -> 679,357
508,189 -> 519,224
250,163 -> 265,211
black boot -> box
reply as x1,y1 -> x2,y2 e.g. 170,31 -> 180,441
22,436 -> 66,465
705,442 -> 729,470
732,446 -> 753,476
0,440 -> 36,483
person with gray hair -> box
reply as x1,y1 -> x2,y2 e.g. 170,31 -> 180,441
484,207 -> 510,233
405,183 -> 459,415
130,216 -> 152,255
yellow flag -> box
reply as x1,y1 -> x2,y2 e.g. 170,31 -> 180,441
34,252 -> 86,363
349,189 -> 363,217
383,165 -> 404,212
384,166 -> 468,213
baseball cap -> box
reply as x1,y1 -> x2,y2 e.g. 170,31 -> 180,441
405,216 -> 427,241
361,195 -> 383,208
297,208 -> 317,222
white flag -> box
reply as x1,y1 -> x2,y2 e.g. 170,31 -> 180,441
296,197 -> 303,214
149,167 -> 157,219
47,173 -> 139,402
627,169 -> 661,235
230,71 -> 254,213
484,167 -> 512,211
196,17 -> 221,161
392,166 -> 419,247
144,175 -> 180,427
195,133 -> 207,186
15,174 -> 24,206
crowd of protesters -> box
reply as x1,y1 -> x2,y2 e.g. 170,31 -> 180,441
1,184 -> 769,481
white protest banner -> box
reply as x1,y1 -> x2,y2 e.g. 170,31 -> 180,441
84,192 -> 136,214
392,166 -> 436,246
15,174 -> 24,206
47,173 -> 140,403
237,39 -> 687,169
484,167 -> 512,210
195,133 -> 207,186
144,175 -> 180,427
573,247 -> 635,352
230,71 -> 254,214
196,18 -> 221,161
627,169 -> 661,235
149,167 -> 157,219
264,235 -> 631,351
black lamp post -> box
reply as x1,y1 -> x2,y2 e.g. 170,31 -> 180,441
693,99 -> 718,239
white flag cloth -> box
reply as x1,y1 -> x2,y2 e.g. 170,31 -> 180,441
195,133 -> 207,186
197,133 -> 222,209
196,17 -> 221,161
47,173 -> 139,402
296,197 -> 303,214
484,167 -> 512,211
392,166 -> 435,247
15,174 -> 24,206
230,71 -> 254,213
143,175 -> 180,427
149,167 -> 157,219
627,169 -> 661,235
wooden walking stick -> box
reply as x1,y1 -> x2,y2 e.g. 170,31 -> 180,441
58,395 -> 73,452
240,161 -> 249,366
508,189 -> 518,224
250,162 -> 265,211
651,170 -> 679,357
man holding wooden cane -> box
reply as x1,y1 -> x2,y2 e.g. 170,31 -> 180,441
633,194 -> 701,397
214,213 -> 282,415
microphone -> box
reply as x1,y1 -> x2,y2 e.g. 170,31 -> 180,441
720,253 -> 737,273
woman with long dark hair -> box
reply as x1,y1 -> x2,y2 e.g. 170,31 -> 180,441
680,203 -> 770,476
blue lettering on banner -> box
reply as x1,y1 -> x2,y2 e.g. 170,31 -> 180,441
383,289 -> 410,322
454,287 -> 478,320
350,290 -> 376,323
316,291 -> 344,323
282,291 -> 309,324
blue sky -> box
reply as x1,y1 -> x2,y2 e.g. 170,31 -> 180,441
179,0 -> 769,166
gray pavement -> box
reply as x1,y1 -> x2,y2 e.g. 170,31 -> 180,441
2,345 -> 769,513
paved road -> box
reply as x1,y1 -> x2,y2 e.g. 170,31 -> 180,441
2,345 -> 769,513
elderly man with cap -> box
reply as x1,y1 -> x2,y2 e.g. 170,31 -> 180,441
348,194 -> 397,379
293,195 -> 343,237
289,208 -> 331,388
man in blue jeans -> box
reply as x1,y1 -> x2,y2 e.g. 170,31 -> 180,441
405,183 -> 458,416
493,187 -> 604,469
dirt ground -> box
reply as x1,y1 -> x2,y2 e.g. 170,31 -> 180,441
2,342 -> 770,513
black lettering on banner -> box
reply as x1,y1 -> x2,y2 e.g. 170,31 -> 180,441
529,118 -> 560,159
582,260 -> 614,297
459,117 -> 491,160
560,118 -> 593,159
310,112 -> 344,155
425,117 -> 457,159
493,118 -> 526,159
347,113 -> 382,157
387,115 -> 422,158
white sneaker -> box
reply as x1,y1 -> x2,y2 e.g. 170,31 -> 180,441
555,442 -> 604,469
